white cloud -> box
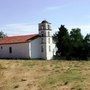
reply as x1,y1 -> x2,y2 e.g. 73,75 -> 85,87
66,24 -> 90,36
0,23 -> 90,37
53,24 -> 90,36
0,23 -> 38,36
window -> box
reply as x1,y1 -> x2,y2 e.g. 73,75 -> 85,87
1,46 -> 3,49
41,34 -> 44,37
48,31 -> 50,36
48,38 -> 50,44
9,47 -> 12,53
41,38 -> 43,44
40,31 -> 44,37
41,46 -> 44,52
48,25 -> 50,29
49,46 -> 51,52
41,26 -> 43,30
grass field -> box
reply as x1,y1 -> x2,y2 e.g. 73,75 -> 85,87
0,60 -> 90,90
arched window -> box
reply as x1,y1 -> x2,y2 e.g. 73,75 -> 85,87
9,47 -> 12,53
48,31 -> 50,36
49,46 -> 51,52
41,38 -> 44,44
41,26 -> 43,30
41,46 -> 44,52
48,38 -> 50,44
48,25 -> 50,29
41,34 -> 44,37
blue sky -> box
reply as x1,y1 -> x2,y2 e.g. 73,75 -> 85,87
0,0 -> 90,36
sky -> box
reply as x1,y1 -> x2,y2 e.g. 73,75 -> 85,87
0,0 -> 90,36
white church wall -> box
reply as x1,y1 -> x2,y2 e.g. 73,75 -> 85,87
46,38 -> 53,60
40,36 -> 54,60
45,30 -> 52,37
0,43 -> 30,58
30,37 -> 41,59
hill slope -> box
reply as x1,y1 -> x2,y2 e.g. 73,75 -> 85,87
0,60 -> 90,90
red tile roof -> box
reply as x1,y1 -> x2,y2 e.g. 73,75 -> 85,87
0,34 -> 39,45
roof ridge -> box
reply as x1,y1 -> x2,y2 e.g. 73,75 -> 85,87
7,34 -> 38,37
0,34 -> 39,45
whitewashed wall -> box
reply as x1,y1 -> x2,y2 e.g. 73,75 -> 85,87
45,37 -> 53,60
0,43 -> 30,58
0,37 -> 56,59
30,37 -> 41,59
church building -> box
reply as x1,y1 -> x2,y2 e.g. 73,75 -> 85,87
0,20 -> 56,60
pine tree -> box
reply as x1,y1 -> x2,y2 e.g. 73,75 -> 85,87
53,25 -> 70,59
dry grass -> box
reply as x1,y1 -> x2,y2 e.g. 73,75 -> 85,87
0,60 -> 90,90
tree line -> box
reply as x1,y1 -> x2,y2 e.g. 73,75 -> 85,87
53,25 -> 90,60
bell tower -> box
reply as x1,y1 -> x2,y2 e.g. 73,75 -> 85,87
39,20 -> 53,60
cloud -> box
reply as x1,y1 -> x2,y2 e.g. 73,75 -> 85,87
52,24 -> 90,36
0,23 -> 38,36
66,24 -> 90,36
0,23 -> 90,37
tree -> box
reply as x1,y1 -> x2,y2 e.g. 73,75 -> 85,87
53,25 -> 70,59
53,25 -> 89,60
83,34 -> 90,59
0,31 -> 6,38
70,28 -> 84,59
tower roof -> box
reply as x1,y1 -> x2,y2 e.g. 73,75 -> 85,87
41,20 -> 50,24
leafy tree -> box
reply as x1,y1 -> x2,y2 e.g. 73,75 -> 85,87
70,28 -> 84,59
53,25 -> 70,59
83,34 -> 90,59
53,25 -> 89,60
0,31 -> 6,38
